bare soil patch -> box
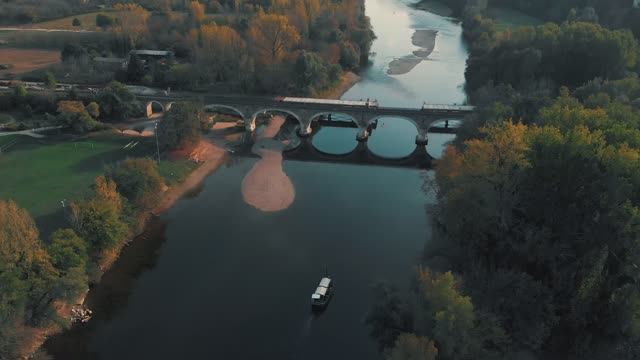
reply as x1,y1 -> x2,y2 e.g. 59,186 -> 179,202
0,48 -> 60,76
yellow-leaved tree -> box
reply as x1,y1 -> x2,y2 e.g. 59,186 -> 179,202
113,3 -> 150,48
248,11 -> 301,64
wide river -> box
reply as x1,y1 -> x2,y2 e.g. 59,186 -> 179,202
44,0 -> 468,358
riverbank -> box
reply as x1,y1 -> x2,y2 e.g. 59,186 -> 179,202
154,141 -> 227,215
22,137 -> 227,359
412,0 -> 453,17
319,71 -> 361,99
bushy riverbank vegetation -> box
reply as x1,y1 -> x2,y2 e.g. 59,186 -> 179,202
368,1 -> 640,360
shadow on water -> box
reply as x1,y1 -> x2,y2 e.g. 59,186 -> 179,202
43,218 -> 170,360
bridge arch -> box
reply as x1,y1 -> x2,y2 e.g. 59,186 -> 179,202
249,108 -> 304,133
308,111 -> 358,123
146,101 -> 165,118
366,115 -> 420,132
203,104 -> 246,119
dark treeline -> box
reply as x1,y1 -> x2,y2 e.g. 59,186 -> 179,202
0,0 -> 91,24
445,0 -> 640,36
367,2 -> 640,360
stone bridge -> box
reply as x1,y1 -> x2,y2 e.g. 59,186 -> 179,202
141,95 -> 474,145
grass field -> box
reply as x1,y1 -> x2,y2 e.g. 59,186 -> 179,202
23,11 -> 119,31
0,133 -> 158,233
0,48 -> 60,76
487,7 -> 544,32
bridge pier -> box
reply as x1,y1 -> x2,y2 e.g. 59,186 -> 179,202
245,118 -> 257,132
415,128 -> 428,146
298,124 -> 313,137
356,128 -> 370,142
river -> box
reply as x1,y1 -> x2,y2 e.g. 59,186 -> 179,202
43,0 -> 468,358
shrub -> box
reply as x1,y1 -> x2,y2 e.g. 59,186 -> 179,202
107,158 -> 165,210
96,14 -> 114,29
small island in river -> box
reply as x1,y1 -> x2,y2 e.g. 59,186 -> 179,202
387,29 -> 438,75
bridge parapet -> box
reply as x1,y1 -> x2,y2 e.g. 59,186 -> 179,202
140,94 -> 474,143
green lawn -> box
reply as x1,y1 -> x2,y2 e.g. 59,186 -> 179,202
487,7 -> 544,32
158,159 -> 198,186
0,133 -> 156,227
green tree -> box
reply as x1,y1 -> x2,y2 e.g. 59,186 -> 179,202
415,269 -> 477,359
386,333 -> 438,360
157,102 -> 202,150
294,51 -> 341,95
0,200 -> 59,328
48,229 -> 88,272
97,81 -> 139,121
44,71 -> 56,90
56,100 -> 101,133
86,102 -> 100,119
52,266 -> 88,302
72,18 -> 81,27
69,177 -> 128,251
339,41 -> 360,70
96,13 -> 114,29
107,158 -> 164,210
366,283 -> 411,351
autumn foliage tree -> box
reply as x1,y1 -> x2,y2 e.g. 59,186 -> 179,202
192,24 -> 249,82
248,11 -> 301,64
113,3 -> 150,48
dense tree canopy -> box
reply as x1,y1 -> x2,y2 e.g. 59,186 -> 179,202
370,2 -> 640,359
465,21 -> 638,91
107,158 -> 165,210
157,102 -> 203,150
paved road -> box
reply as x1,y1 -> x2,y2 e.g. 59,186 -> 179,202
0,125 -> 65,138
0,27 -> 97,33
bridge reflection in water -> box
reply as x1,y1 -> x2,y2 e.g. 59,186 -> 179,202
227,115 -> 460,169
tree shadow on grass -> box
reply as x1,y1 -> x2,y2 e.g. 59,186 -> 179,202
69,138 -> 156,174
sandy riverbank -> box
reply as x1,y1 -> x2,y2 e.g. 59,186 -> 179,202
154,141 -> 227,215
241,116 -> 295,212
388,29 -> 438,75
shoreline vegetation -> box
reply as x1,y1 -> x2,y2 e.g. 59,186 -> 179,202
411,0 -> 453,17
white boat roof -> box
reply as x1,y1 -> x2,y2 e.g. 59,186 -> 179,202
311,293 -> 321,300
319,278 -> 331,288
314,286 -> 328,296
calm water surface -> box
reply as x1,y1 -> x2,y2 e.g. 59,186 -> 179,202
45,0 -> 468,358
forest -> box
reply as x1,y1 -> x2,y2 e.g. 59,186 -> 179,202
367,1 -> 640,360
4,0 -> 374,96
